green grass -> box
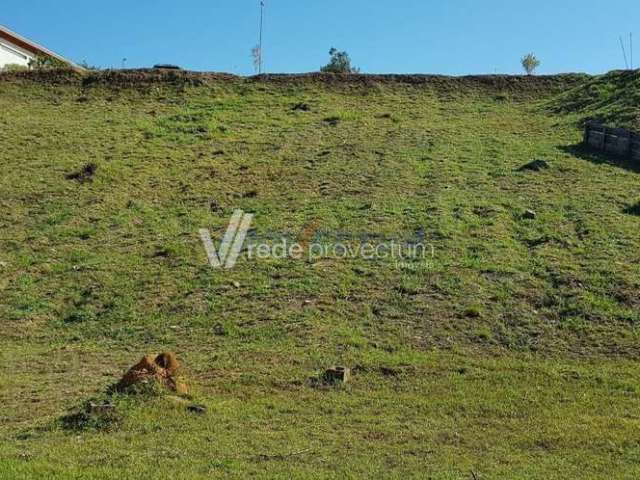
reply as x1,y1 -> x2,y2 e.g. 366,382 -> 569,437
549,69 -> 640,130
1,70 -> 640,479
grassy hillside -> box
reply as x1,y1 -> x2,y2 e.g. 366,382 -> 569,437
550,69 -> 640,130
1,70 -> 640,479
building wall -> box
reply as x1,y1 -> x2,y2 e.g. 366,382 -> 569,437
0,38 -> 34,69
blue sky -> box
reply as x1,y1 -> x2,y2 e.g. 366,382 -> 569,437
3,1 -> 638,75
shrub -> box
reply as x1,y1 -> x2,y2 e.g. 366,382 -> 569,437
0,64 -> 29,73
320,48 -> 360,74
79,60 -> 100,71
521,53 -> 541,75
28,55 -> 68,70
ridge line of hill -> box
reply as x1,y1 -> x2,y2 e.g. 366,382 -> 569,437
0,67 -> 587,89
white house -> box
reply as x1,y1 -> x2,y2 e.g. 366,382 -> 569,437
0,25 -> 82,70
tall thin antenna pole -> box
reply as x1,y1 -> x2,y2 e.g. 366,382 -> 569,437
620,36 -> 629,70
259,1 -> 264,74
631,32 -> 634,70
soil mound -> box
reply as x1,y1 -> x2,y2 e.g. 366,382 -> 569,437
115,352 -> 188,395
518,159 -> 550,172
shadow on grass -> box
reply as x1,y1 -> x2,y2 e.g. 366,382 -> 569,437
559,143 -> 640,174
623,202 -> 640,216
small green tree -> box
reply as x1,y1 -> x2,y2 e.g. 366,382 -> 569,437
320,48 -> 359,74
521,53 -> 541,75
